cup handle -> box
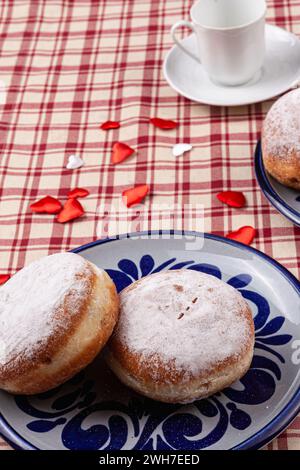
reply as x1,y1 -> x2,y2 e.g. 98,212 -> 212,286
171,20 -> 201,63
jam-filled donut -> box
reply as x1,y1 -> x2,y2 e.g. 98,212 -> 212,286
106,270 -> 254,404
0,252 -> 119,394
262,88 -> 300,190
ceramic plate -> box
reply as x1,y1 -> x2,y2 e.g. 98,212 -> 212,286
0,232 -> 300,450
163,24 -> 300,106
255,140 -> 300,227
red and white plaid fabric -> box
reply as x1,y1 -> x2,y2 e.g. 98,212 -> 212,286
0,0 -> 299,450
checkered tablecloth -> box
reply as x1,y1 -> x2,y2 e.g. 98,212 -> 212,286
0,0 -> 299,451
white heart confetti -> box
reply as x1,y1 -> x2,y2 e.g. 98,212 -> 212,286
172,143 -> 192,157
66,154 -> 84,170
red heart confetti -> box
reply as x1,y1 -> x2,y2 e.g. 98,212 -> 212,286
226,226 -> 256,245
122,184 -> 149,208
57,198 -> 85,223
112,142 -> 135,164
30,196 -> 62,214
217,191 -> 246,208
0,274 -> 10,286
100,120 -> 120,130
150,117 -> 178,130
68,188 -> 90,199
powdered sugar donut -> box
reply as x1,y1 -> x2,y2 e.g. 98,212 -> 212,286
106,270 -> 254,403
262,88 -> 300,190
0,252 -> 119,394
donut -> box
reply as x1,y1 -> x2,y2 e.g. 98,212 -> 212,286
106,270 -> 254,404
0,252 -> 119,394
262,88 -> 300,190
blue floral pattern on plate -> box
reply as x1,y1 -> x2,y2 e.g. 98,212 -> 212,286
13,255 -> 292,450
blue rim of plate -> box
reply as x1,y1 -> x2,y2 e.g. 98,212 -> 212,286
255,140 -> 300,227
0,230 -> 299,451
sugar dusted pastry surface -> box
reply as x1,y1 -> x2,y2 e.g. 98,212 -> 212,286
0,252 -> 92,366
117,270 -> 252,376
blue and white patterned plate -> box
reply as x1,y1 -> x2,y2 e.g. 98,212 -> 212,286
255,140 -> 300,227
0,231 -> 300,450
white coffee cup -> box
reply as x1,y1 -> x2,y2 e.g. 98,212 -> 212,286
171,0 -> 267,86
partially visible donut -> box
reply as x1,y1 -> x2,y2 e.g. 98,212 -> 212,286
105,270 -> 255,404
0,252 -> 119,394
262,88 -> 300,190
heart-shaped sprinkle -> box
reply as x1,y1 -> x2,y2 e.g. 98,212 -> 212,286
217,191 -> 246,208
57,198 -> 85,223
172,143 -> 192,157
30,196 -> 62,214
68,188 -> 90,199
226,226 -> 256,245
122,184 -> 149,208
0,274 -> 10,286
100,120 -> 120,130
150,117 -> 178,130
112,142 -> 135,164
66,154 -> 84,170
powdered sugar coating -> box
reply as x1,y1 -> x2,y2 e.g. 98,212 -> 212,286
0,253 -> 92,366
117,270 -> 252,377
263,88 -> 300,160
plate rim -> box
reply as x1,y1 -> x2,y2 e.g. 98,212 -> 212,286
163,24 -> 300,106
255,140 -> 300,227
0,230 -> 300,451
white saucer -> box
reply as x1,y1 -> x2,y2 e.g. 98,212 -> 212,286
163,24 -> 300,106
1,232 -> 300,450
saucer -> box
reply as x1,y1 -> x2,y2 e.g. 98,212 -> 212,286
163,24 -> 300,106
255,141 -> 300,226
